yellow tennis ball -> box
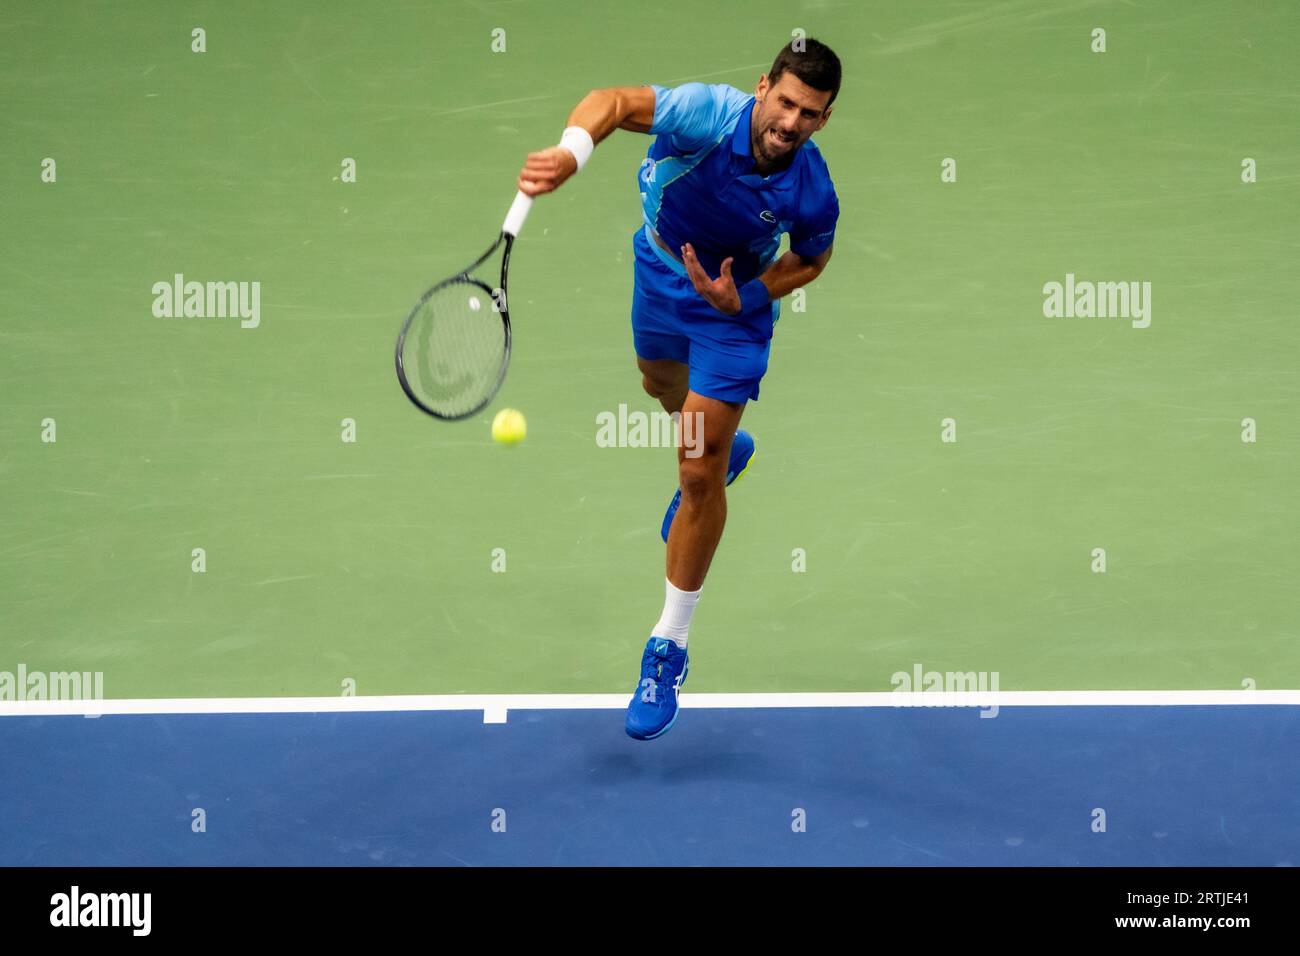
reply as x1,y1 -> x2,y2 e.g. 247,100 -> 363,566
491,408 -> 526,445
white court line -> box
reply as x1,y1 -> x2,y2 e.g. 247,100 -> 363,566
0,690 -> 1297,723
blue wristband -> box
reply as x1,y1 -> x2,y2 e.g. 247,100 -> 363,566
737,278 -> 771,315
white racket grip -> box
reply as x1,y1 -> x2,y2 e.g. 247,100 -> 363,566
502,191 -> 533,238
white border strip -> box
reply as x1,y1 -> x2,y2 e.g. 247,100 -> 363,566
0,689 -> 1297,720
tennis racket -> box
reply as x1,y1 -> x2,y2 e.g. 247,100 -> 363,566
395,191 -> 533,420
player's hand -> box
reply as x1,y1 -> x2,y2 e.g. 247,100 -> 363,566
681,242 -> 741,316
517,146 -> 578,196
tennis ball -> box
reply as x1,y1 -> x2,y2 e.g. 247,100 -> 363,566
491,408 -> 527,445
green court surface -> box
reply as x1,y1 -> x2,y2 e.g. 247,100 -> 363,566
2,0 -> 1297,701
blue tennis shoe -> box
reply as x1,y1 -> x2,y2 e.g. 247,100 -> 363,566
660,429 -> 755,542
625,637 -> 690,740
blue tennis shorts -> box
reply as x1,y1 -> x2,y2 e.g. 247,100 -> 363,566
630,225 -> 779,404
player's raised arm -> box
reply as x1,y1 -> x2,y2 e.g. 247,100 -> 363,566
516,86 -> 657,196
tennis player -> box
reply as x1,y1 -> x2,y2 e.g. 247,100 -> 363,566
516,39 -> 841,739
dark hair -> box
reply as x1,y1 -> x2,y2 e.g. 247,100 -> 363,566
768,38 -> 842,107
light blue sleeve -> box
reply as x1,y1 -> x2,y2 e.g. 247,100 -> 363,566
649,83 -> 747,152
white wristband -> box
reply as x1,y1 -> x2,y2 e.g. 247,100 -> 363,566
559,126 -> 595,172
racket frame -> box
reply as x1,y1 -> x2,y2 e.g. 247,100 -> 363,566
394,232 -> 516,421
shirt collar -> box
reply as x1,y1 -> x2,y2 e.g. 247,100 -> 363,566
730,98 -> 757,158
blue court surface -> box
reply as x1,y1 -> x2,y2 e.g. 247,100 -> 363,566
2,703 -> 1296,866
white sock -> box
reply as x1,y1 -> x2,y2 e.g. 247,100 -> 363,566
651,578 -> 700,648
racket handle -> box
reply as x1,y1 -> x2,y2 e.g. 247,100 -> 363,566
502,191 -> 533,238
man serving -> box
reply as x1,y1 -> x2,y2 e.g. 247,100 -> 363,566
516,39 -> 842,739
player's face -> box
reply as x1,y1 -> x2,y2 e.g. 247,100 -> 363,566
752,72 -> 833,165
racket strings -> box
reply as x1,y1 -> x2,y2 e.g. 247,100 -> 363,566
402,279 -> 505,419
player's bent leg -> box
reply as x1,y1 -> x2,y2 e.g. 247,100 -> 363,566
627,316 -> 761,738
660,427 -> 754,542
625,391 -> 742,741
665,390 -> 745,592
636,356 -> 689,415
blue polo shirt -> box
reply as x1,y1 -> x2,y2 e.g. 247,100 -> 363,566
637,82 -> 839,285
